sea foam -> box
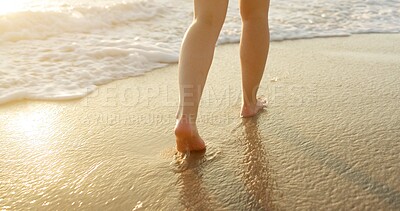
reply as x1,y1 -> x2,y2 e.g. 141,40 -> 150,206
0,0 -> 399,104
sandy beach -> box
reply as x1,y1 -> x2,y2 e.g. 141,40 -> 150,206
1,34 -> 399,210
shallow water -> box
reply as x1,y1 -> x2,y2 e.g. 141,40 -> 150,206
1,0 -> 400,104
1,35 -> 399,210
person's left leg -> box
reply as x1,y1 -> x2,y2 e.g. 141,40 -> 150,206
175,0 -> 229,153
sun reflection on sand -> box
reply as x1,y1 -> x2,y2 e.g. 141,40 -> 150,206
8,109 -> 56,146
1,105 -> 65,210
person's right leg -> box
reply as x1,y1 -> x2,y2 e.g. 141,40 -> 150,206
175,0 -> 229,153
239,0 -> 270,117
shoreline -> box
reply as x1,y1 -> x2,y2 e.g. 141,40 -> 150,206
0,32 -> 399,106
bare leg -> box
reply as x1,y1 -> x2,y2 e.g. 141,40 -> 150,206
239,0 -> 270,117
175,0 -> 228,152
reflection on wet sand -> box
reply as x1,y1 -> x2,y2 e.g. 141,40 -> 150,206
176,116 -> 276,210
177,152 -> 216,210
239,117 -> 275,210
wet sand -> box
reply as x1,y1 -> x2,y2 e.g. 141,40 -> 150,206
1,34 -> 400,210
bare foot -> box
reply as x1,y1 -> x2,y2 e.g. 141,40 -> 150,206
174,118 -> 206,153
240,98 -> 267,118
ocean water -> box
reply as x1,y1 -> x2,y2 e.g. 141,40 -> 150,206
0,0 -> 399,104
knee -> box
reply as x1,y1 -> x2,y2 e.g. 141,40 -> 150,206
193,14 -> 225,29
240,4 -> 269,23
240,12 -> 268,23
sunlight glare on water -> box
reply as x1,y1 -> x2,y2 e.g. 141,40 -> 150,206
0,0 -> 131,14
0,0 -> 31,14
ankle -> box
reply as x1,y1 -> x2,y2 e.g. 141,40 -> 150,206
242,95 -> 258,107
176,114 -> 197,125
242,101 -> 257,108
175,118 -> 196,130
